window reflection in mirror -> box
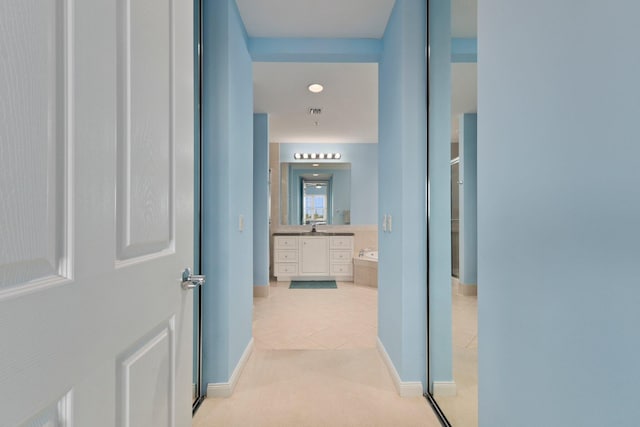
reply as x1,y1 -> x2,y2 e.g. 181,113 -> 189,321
302,180 -> 329,224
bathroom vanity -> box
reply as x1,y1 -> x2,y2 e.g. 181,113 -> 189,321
273,232 -> 354,282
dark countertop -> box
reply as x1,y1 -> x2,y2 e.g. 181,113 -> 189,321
273,232 -> 355,236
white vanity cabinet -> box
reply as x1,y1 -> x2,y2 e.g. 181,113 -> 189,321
274,236 -> 298,277
273,234 -> 354,282
329,236 -> 354,279
300,237 -> 329,275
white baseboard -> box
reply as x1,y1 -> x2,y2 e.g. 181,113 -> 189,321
207,338 -> 254,398
376,338 -> 424,397
433,381 -> 457,397
451,276 -> 460,288
253,285 -> 269,297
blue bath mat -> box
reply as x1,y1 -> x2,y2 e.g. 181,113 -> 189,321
289,280 -> 337,289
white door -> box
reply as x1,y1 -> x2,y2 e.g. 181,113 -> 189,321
0,0 -> 194,426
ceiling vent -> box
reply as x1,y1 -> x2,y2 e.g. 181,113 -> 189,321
308,107 -> 322,115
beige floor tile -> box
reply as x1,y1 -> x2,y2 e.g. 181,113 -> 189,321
193,281 -> 441,426
252,282 -> 378,351
193,349 -> 441,427
434,284 -> 478,426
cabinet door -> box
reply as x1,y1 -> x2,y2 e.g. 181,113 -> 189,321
300,237 -> 329,275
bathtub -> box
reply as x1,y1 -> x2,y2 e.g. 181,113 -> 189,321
353,251 -> 378,288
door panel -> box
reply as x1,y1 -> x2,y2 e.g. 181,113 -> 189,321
0,0 -> 194,426
118,318 -> 175,427
117,0 -> 173,261
0,0 -> 69,292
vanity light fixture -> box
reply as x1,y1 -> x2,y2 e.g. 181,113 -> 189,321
312,173 -> 319,177
308,83 -> 324,93
292,153 -> 342,161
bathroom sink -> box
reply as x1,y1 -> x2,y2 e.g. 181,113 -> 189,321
272,231 -> 355,237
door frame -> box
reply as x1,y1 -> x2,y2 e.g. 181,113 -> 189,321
192,0 -> 205,414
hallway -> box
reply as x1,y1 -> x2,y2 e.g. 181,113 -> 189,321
192,282 -> 440,426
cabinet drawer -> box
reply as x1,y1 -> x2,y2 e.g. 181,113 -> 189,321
275,236 -> 298,249
276,263 -> 298,275
331,263 -> 353,276
330,250 -> 352,263
330,236 -> 353,250
276,250 -> 298,263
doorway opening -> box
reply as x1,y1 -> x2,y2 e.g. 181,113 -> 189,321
253,61 -> 379,352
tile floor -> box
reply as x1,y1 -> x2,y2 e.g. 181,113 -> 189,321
433,284 -> 478,426
192,281 -> 441,427
253,281 -> 378,350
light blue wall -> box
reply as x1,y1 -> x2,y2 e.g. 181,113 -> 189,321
378,0 -> 427,385
249,37 -> 382,62
253,114 -> 269,288
428,0 -> 453,388
451,38 -> 477,63
459,113 -> 477,286
478,1 -> 640,426
279,143 -> 377,225
331,168 -> 350,225
201,0 -> 253,385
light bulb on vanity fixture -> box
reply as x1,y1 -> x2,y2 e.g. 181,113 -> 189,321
292,154 -> 342,162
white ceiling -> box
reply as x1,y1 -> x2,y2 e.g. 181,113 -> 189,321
236,0 -> 396,38
254,62 -> 378,143
242,0 -> 477,144
451,63 -> 478,141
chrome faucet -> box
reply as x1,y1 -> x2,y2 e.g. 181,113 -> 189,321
311,223 -> 317,233
359,248 -> 371,257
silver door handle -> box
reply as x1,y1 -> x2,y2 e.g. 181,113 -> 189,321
181,267 -> 205,290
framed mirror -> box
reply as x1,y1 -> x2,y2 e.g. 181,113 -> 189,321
280,162 -> 351,225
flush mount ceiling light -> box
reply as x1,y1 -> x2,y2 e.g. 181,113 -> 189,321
307,83 -> 324,93
293,153 -> 342,162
